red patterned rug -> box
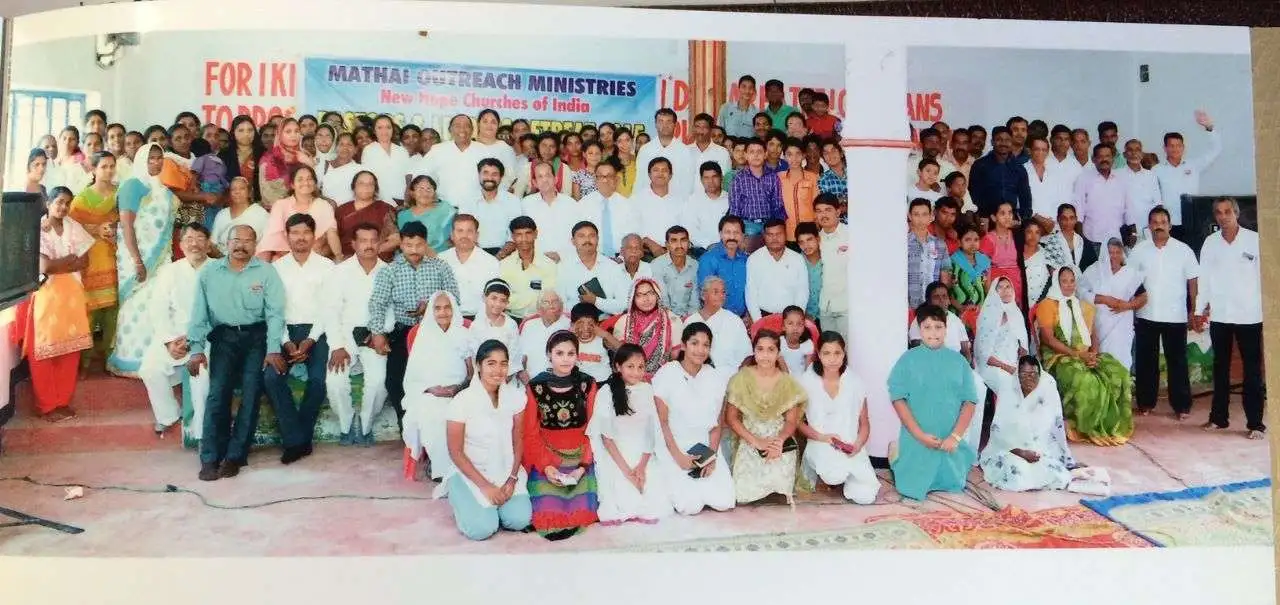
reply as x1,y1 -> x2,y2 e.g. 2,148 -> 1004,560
869,505 -> 1154,549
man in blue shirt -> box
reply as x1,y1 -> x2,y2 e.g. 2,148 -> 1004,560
187,224 -> 287,482
968,126 -> 1033,220
695,215 -> 750,318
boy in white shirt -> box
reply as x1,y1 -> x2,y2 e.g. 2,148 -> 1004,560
468,278 -> 521,380
571,302 -> 622,383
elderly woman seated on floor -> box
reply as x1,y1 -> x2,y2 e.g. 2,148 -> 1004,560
979,355 -> 1077,492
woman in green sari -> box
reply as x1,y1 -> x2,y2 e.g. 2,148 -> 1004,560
67,151 -> 120,372
107,143 -> 178,377
1035,266 -> 1134,446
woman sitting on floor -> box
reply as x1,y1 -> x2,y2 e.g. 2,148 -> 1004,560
403,291 -> 472,482
798,331 -> 880,504
1036,266 -> 1134,446
587,344 -> 672,525
652,322 -> 736,516
979,355 -> 1076,492
888,304 -> 979,502
724,329 -> 807,505
523,330 -> 600,540
438,340 -> 532,541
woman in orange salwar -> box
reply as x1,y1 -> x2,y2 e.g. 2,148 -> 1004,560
68,152 -> 120,372
22,187 -> 96,421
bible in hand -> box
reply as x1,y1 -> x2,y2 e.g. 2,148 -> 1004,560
579,277 -> 607,299
686,443 -> 716,479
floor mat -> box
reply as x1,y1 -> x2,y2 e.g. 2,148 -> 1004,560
605,518 -> 938,553
870,505 -> 1154,549
1080,478 -> 1273,547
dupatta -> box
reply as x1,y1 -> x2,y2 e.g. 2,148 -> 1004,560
620,278 -> 675,378
974,276 -> 1028,367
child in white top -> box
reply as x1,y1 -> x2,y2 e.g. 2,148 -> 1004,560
570,302 -> 620,383
780,306 -> 815,377
468,279 -> 520,379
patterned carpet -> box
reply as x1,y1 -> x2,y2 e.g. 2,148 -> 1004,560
870,505 -> 1154,549
1081,478 -> 1274,547
608,518 -> 938,553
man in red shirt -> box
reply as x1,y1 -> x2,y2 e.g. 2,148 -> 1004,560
805,92 -> 842,139
928,196 -> 962,254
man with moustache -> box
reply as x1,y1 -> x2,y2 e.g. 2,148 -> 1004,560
906,127 -> 956,187
1073,144 -> 1131,245
967,125 -> 987,157
1154,110 -> 1221,240
186,224 -> 287,481
1129,207 -> 1199,421
460,158 -> 521,256
263,214 -> 336,465
140,223 -> 213,439
1048,124 -> 1080,180
968,126 -> 1032,220
368,221 -> 460,431
942,128 -> 973,180
931,121 -> 952,155
414,114 -> 482,207
1069,129 -> 1095,173
440,215 -> 501,321
1097,121 -> 1120,149
1006,116 -> 1030,163
635,108 -> 694,197
1195,197 -> 1265,439
1118,138 -> 1163,244
696,215 -> 751,321
325,223 -> 393,446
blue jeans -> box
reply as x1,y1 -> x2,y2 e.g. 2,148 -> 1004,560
200,324 -> 267,465
261,324 -> 329,450
448,474 -> 532,541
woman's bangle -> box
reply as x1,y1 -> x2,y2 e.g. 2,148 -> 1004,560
950,433 -> 962,442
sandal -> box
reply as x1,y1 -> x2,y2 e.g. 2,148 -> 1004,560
1201,421 -> 1228,432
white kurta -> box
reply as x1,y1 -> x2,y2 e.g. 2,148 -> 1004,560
979,372 -> 1075,492
686,308 -> 752,371
138,257 -> 210,436
587,382 -> 673,522
433,380 -> 529,505
799,370 -> 880,503
324,257 -> 393,435
651,361 -> 735,515
402,292 -> 471,480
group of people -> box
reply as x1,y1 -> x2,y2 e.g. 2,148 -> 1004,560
9,71 -> 1262,544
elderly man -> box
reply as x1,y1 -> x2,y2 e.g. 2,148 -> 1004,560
187,224 -> 286,481
517,290 -> 570,384
140,223 -> 212,440
325,223 -> 393,446
686,276 -> 752,369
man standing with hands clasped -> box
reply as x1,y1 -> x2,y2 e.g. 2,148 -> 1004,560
1195,197 -> 1265,439
187,224 -> 286,482
1129,206 -> 1199,421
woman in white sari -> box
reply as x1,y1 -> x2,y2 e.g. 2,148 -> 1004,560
980,355 -> 1076,492
797,331 -> 880,504
403,291 -> 473,481
1079,238 -> 1146,370
652,322 -> 736,515
974,276 -> 1029,399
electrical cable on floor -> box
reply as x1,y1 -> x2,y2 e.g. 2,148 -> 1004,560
1124,441 -> 1190,488
0,476 -> 434,510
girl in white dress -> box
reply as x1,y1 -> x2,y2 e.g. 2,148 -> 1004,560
979,356 -> 1076,492
587,344 -> 672,524
652,323 -> 736,515
403,291 -> 473,481
779,306 -> 815,377
798,331 -> 881,504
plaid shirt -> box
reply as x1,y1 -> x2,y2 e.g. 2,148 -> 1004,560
906,232 -> 952,307
818,168 -> 848,206
367,255 -> 460,333
729,167 -> 785,221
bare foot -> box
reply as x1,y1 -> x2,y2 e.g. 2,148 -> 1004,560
1175,412 -> 1191,421
43,407 -> 76,423
1247,430 -> 1266,440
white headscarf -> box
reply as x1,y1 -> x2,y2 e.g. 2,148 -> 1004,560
1046,266 -> 1091,347
132,142 -> 169,197
974,276 -> 1028,366
403,290 -> 470,397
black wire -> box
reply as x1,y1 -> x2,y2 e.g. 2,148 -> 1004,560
1124,441 -> 1190,488
0,476 -> 434,510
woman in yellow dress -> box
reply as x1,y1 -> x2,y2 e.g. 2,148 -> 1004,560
724,329 -> 807,505
68,151 -> 120,372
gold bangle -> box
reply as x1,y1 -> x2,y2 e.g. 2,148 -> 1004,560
949,434 -> 962,442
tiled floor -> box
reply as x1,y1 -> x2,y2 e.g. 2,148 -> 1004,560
0,400 -> 1269,556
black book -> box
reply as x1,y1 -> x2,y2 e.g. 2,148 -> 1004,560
686,443 -> 717,479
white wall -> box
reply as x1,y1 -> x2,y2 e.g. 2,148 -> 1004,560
8,36 -> 110,108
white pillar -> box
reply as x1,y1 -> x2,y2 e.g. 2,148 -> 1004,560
841,42 -> 909,458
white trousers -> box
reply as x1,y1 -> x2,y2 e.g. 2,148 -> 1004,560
140,359 -> 210,436
325,347 -> 389,435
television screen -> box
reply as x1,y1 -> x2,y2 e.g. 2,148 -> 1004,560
0,192 -> 44,312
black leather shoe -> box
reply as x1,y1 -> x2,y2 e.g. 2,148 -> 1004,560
219,460 -> 244,478
198,463 -> 220,481
280,447 -> 304,465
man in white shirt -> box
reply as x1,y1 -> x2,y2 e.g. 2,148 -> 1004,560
516,290 -> 569,384
139,224 -> 212,439
556,221 -> 632,316
813,195 -> 850,338
416,114 -> 485,209
632,157 -> 684,258
619,234 -> 654,282
263,213 -> 336,464
1153,111 -> 1220,235
577,156 -> 633,258
1119,139 -> 1163,243
1195,197 -> 1264,437
688,113 -> 732,181
682,161 -> 729,254
439,214 -> 500,320
1073,144 -> 1132,245
634,108 -> 694,197
459,158 -> 520,255
360,115 -> 411,203
324,224 -> 392,446
686,276 -> 752,369
906,127 -> 956,187
1047,124 -> 1081,181
744,219 -> 809,322
520,161 -> 577,261
1025,137 -> 1072,231
1130,206 -> 1199,420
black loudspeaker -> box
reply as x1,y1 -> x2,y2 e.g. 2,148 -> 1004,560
1180,194 -> 1257,256
0,192 -> 44,312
